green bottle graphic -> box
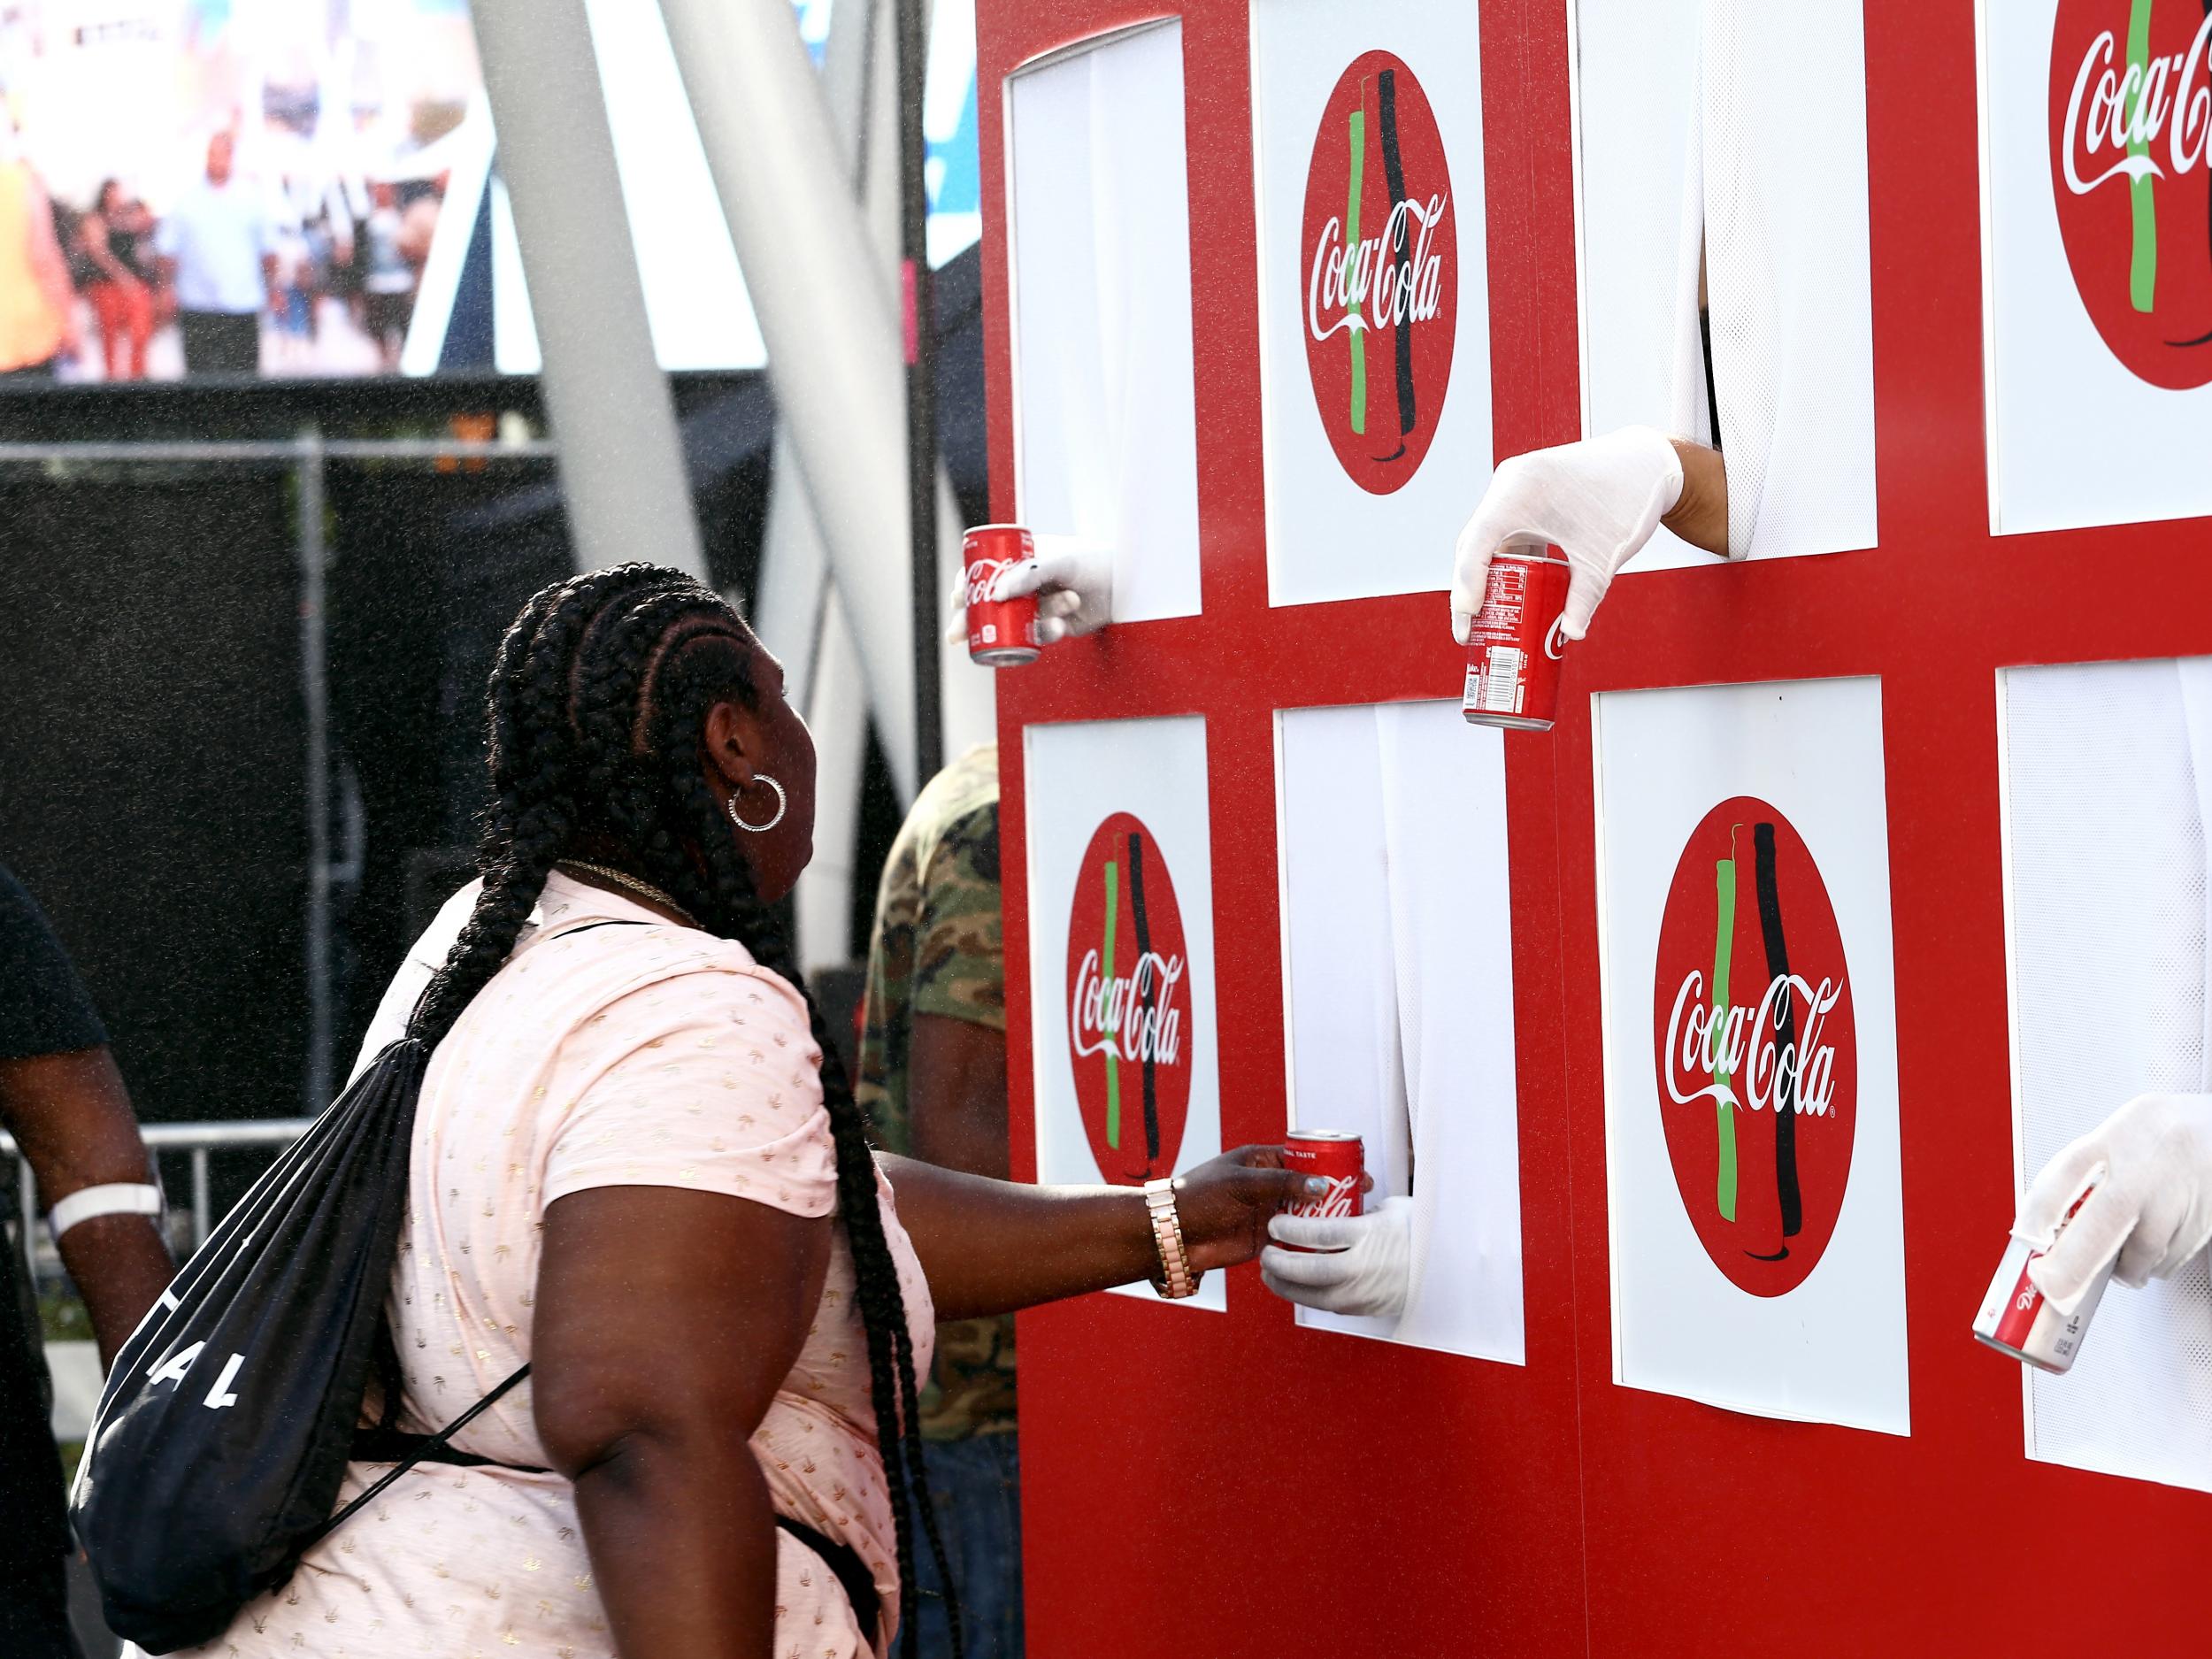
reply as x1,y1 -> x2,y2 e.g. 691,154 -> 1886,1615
1709,835 -> 1740,1223
1345,101 -> 1368,435
2127,0 -> 2158,313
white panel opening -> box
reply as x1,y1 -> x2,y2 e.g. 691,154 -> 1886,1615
1571,0 -> 1877,565
1004,21 -> 1202,624
1274,700 -> 1525,1363
1999,658 -> 2212,1490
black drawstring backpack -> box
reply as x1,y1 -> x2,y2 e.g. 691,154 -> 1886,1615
66,917 -> 884,1651
68,1033 -> 536,1651
73,918 -> 661,1648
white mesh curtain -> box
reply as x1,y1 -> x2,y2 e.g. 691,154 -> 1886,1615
1005,20 -> 1202,623
1278,702 -> 1524,1363
1578,0 -> 1877,565
2002,657 -> 2212,1492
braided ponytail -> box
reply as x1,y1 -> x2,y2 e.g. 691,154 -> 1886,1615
407,564 -> 682,1046
409,568 -> 962,1656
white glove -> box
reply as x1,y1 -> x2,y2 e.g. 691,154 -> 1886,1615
1259,1195 -> 1412,1319
2018,1093 -> 2212,1311
1449,426 -> 1685,647
993,534 -> 1113,644
947,534 -> 1114,648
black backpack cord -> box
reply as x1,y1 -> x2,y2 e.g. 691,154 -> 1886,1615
306,1363 -> 535,1549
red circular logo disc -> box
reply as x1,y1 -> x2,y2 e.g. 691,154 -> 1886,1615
1651,799 -> 1857,1296
1299,50 -> 1458,493
2048,0 -> 2212,388
1065,812 -> 1194,1186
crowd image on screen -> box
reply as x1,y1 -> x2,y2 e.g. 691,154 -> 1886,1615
0,0 -> 473,383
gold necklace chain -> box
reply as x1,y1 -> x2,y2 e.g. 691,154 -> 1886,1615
557,861 -> 700,927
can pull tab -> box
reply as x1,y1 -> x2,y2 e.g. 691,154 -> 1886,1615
1544,615 -> 1570,662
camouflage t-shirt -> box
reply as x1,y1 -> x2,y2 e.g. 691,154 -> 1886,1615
856,743 -> 1014,1441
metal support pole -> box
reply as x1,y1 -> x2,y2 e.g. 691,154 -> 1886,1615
472,0 -> 708,583
19,1158 -> 35,1287
296,432 -> 334,1115
191,1148 -> 211,1252
797,595 -> 871,974
897,0 -> 942,787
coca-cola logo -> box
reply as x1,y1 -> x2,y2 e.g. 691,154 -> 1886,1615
1651,799 -> 1856,1296
1300,50 -> 1457,493
1294,1173 -> 1360,1220
2049,0 -> 2212,387
966,557 -> 1018,606
1065,812 -> 1194,1184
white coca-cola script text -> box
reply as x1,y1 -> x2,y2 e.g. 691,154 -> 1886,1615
1663,971 -> 1842,1118
965,557 -> 1026,608
1306,195 -> 1448,343
1291,1172 -> 1361,1220
1071,949 -> 1186,1065
2061,15 -> 2212,194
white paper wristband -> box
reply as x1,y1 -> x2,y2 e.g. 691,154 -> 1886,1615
48,1182 -> 163,1240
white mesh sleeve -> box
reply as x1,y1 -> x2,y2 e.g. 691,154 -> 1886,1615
1656,0 -> 1878,562
2002,659 -> 2212,1493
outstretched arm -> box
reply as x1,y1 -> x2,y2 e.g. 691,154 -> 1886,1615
1663,439 -> 1730,557
880,1147 -> 1315,1321
1450,428 -> 1732,649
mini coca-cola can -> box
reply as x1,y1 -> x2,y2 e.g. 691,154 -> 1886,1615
963,524 -> 1041,668
1462,540 -> 1571,732
1282,1131 -> 1364,1232
1972,1184 -> 2116,1374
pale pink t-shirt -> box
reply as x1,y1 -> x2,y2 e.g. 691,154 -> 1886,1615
170,872 -> 933,1659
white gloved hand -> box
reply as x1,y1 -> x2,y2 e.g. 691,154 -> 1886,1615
1449,426 -> 1685,647
945,535 -> 1114,646
992,534 -> 1113,644
1259,1195 -> 1413,1319
2018,1093 -> 2212,1311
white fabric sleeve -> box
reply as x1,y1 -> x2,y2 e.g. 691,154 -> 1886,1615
1667,0 -> 1878,563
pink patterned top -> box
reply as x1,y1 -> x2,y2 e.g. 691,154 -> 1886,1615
165,872 -> 933,1659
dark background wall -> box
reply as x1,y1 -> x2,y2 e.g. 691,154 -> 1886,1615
0,470 -> 310,1132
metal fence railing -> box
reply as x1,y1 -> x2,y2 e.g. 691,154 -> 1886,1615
3,1119 -> 315,1286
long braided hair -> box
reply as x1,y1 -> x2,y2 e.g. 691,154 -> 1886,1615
408,564 -> 960,1658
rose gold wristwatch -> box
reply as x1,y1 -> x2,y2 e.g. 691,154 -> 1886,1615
1143,1177 -> 1202,1299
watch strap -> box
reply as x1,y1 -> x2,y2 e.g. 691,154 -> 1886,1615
1143,1177 -> 1201,1300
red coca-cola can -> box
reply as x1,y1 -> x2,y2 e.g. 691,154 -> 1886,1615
1971,1181 -> 2116,1374
1462,540 -> 1571,732
1282,1131 -> 1364,1230
963,524 -> 1041,668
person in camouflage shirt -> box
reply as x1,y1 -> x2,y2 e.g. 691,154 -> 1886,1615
856,743 -> 1023,1658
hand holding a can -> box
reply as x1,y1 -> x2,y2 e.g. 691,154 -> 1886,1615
989,534 -> 1113,644
1260,1195 -> 1414,1319
2017,1092 -> 2212,1310
1449,426 -> 1691,648
949,530 -> 1113,660
1164,1145 -> 1362,1274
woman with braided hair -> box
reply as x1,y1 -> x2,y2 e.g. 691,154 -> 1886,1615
169,564 -> 1318,1659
